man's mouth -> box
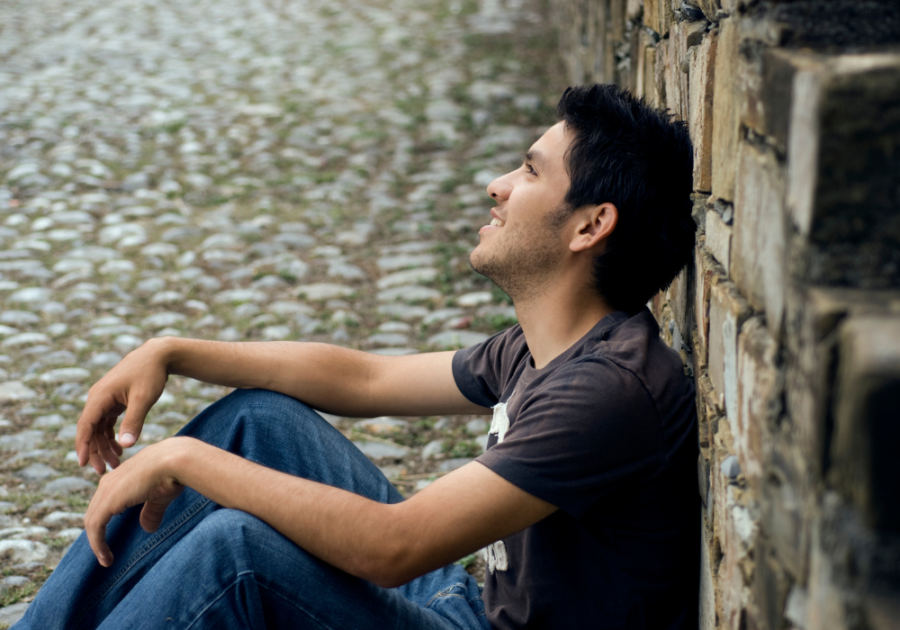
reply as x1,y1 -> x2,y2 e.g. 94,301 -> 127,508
490,217 -> 505,227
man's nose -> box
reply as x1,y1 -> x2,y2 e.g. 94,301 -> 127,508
487,172 -> 513,201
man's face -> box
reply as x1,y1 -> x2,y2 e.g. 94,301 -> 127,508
469,122 -> 573,299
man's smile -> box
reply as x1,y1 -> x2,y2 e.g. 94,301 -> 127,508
479,208 -> 507,234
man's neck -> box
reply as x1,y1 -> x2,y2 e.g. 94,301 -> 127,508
512,277 -> 615,370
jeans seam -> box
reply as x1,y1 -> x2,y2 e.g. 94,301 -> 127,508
184,572 -> 340,630
73,497 -> 212,630
424,582 -> 468,609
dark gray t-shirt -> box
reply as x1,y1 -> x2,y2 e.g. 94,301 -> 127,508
452,308 -> 699,630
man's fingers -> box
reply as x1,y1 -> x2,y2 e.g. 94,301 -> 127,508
139,498 -> 172,533
75,396 -> 108,467
84,497 -> 114,567
103,417 -> 124,457
88,448 -> 106,476
76,398 -> 126,467
95,433 -> 121,470
118,393 -> 155,448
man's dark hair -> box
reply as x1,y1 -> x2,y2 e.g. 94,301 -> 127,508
556,84 -> 695,311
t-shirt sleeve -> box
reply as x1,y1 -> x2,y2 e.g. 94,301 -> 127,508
452,325 -> 526,408
476,356 -> 666,519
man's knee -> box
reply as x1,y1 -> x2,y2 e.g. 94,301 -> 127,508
179,388 -> 318,440
192,509 -> 266,555
192,509 -> 317,578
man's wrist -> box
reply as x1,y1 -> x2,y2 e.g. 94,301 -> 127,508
160,436 -> 202,484
148,336 -> 185,376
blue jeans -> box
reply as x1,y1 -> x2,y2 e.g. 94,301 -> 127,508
14,389 -> 489,630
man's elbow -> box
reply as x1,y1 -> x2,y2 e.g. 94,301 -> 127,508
354,540 -> 425,589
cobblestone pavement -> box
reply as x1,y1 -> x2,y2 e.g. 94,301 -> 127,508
0,0 -> 564,620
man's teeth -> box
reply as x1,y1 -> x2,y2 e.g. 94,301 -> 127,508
490,217 -> 505,227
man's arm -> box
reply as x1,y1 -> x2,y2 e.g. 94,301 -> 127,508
76,337 -> 486,473
84,436 -> 557,587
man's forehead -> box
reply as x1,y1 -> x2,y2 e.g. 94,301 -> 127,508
527,122 -> 571,174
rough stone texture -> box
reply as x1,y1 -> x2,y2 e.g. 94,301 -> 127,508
705,209 -> 731,275
832,317 -> 900,529
711,17 -> 741,203
731,141 -> 786,337
690,30 -> 717,193
735,316 -> 779,493
708,279 -> 750,417
693,246 -> 721,366
786,53 -> 900,290
550,2 -> 900,626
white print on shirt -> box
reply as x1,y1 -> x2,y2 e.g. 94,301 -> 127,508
486,539 -> 508,573
485,391 -> 514,574
488,390 -> 513,445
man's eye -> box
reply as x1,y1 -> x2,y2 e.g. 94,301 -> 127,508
525,163 -> 536,175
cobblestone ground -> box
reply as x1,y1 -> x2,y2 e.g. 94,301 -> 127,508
0,0 -> 564,622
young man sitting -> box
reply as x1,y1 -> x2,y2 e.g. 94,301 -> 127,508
15,84 -> 699,630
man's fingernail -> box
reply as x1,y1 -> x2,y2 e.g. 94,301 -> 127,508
120,433 -> 135,446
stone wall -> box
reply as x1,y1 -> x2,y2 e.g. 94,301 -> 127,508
549,1 -> 900,628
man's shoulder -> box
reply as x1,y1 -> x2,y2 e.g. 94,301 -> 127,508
550,308 -> 692,416
593,308 -> 684,376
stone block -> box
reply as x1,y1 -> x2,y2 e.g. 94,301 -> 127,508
610,0 -> 625,42
654,40 -> 668,110
731,141 -> 786,337
664,21 -> 702,121
696,0 -> 720,22
756,49 -> 825,152
708,279 -> 751,417
644,44 -> 659,107
694,245 -> 720,367
754,537 -> 791,630
634,31 -> 655,100
698,373 -> 719,446
786,52 -> 900,289
644,0 -> 659,33
806,510 -> 850,630
711,18 -> 740,202
626,0 -> 643,22
832,316 -> 900,529
690,30 -> 717,192
705,208 -> 731,274
735,316 -> 780,492
761,438 -> 810,580
643,0 -> 674,38
783,287 -> 900,480
667,255 -> 694,345
714,455 -> 758,630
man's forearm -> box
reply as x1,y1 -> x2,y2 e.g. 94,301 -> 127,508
157,337 -> 379,416
84,436 -> 556,587
165,437 -> 412,587
153,337 -> 481,418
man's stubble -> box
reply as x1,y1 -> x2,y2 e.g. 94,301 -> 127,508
469,204 -> 571,305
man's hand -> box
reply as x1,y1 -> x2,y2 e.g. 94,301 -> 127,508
76,339 -> 170,474
83,437 -> 188,567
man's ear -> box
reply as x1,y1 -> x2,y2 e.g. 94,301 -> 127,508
569,202 -> 618,253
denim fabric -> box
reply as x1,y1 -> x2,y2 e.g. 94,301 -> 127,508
14,389 -> 489,630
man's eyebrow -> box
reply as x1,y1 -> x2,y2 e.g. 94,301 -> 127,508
524,150 -> 546,172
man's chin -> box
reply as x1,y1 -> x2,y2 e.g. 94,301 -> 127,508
468,250 -> 491,279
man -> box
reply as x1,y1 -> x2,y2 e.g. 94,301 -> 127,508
15,84 -> 699,629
